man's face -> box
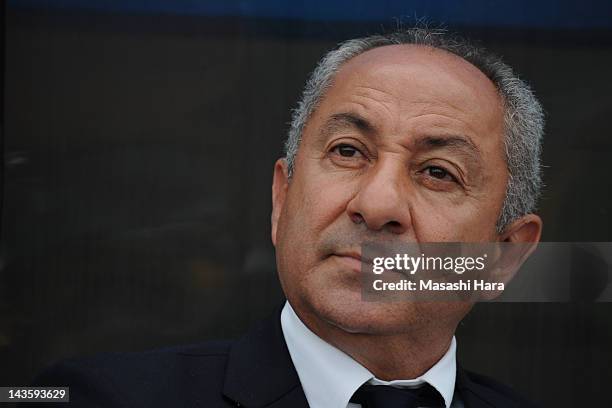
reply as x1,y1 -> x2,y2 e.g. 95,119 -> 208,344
272,45 -> 516,334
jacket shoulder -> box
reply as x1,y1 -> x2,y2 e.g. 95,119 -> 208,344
458,368 -> 538,408
28,341 -> 235,408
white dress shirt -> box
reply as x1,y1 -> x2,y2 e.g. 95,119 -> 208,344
280,301 -> 460,408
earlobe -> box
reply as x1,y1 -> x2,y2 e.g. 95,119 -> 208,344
501,213 -> 543,244
271,158 -> 289,247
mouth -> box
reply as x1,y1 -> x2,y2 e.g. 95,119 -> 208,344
330,251 -> 373,270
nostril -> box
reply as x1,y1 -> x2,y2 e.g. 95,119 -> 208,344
385,220 -> 403,233
350,213 -> 365,224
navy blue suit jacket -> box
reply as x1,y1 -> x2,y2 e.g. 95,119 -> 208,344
28,304 -> 536,407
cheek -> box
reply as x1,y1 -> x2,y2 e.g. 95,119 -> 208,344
410,193 -> 501,241
289,165 -> 356,233
410,165 -> 506,241
277,172 -> 354,262
275,172 -> 357,301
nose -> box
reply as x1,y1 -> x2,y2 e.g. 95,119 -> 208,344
346,159 -> 413,235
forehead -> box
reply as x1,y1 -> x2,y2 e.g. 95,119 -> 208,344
316,44 -> 504,140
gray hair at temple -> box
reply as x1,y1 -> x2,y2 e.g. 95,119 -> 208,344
283,27 -> 545,233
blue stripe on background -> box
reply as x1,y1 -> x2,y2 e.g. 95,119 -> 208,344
8,0 -> 612,29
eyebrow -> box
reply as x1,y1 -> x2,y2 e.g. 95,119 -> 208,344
413,135 -> 482,162
322,110 -> 479,144
318,112 -> 378,140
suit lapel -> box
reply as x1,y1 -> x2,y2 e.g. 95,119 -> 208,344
222,302 -> 309,408
222,304 -> 523,408
456,366 -> 517,408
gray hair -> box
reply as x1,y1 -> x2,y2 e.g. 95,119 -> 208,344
284,27 -> 545,233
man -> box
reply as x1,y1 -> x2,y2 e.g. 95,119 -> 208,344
30,27 -> 544,407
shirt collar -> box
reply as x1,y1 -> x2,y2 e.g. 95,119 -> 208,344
280,300 -> 456,408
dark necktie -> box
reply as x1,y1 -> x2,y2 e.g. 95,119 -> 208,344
350,383 -> 445,408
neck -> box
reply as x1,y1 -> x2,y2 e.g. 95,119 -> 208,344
295,307 -> 455,380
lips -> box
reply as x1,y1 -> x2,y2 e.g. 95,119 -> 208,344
331,251 -> 374,267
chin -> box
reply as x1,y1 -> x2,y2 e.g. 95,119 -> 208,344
305,286 -> 472,337
303,287 -> 431,335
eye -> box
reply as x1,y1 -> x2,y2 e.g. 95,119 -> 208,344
424,166 -> 457,182
331,144 -> 363,158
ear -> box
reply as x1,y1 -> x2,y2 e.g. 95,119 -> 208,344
500,213 -> 543,276
271,158 -> 290,247
480,213 -> 543,301
500,213 -> 543,245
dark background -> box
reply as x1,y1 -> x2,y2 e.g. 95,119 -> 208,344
2,1 -> 612,406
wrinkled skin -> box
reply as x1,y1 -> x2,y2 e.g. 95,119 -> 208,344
271,45 -> 541,379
